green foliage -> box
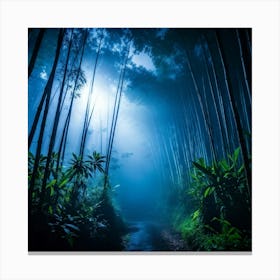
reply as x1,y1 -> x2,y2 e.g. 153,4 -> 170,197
176,214 -> 250,251
48,213 -> 80,247
28,149 -> 127,251
29,150 -> 107,210
64,152 -> 106,207
86,151 -> 106,174
46,195 -> 108,248
28,152 -> 47,183
204,186 -> 214,198
192,209 -> 200,221
189,147 -> 250,218
68,153 -> 92,179
201,217 -> 247,251
176,147 -> 251,251
178,217 -> 203,250
66,152 -> 106,181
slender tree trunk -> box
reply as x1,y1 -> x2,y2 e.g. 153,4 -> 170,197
80,32 -> 103,159
28,30 -> 62,149
215,31 -> 251,196
28,89 -> 47,149
58,46 -> 82,115
186,51 -> 217,162
245,29 -> 252,56
201,76 -> 216,158
187,87 -> 207,161
204,36 -> 231,156
104,43 -> 130,188
201,45 -> 227,159
40,29 -> 73,205
236,29 -> 251,106
57,30 -> 88,171
28,29 -> 45,78
29,29 -> 65,205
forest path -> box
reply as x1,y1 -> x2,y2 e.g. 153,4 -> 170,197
125,220 -> 186,251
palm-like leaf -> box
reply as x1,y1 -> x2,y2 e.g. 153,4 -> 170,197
86,151 -> 106,174
68,153 -> 91,179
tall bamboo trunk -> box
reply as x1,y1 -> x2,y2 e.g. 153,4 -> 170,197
28,29 -> 45,78
40,29 -> 74,205
104,43 -> 130,188
215,30 -> 251,197
236,29 -> 251,106
79,32 -> 103,159
28,30 -> 62,149
57,30 -> 88,171
29,29 -> 65,205
245,29 -> 252,56
201,75 -> 216,159
201,43 -> 227,159
186,51 -> 217,163
203,35 -> 232,158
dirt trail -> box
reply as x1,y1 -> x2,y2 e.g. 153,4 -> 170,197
125,220 -> 187,251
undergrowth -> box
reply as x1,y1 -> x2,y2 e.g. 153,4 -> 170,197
173,147 -> 251,251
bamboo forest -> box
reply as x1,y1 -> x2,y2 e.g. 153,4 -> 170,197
28,28 -> 251,252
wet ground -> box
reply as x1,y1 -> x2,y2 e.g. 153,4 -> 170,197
125,220 -> 186,251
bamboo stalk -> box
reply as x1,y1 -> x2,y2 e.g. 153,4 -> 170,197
201,42 -> 227,159
236,29 -> 251,106
215,30 -> 251,197
186,51 -> 217,162
29,28 -> 65,204
40,29 -> 74,204
28,29 -> 45,78
80,30 -> 104,159
104,41 -> 131,188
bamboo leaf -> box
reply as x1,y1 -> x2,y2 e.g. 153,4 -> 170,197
58,178 -> 69,188
204,186 -> 214,198
65,223 -> 80,232
233,147 -> 240,162
204,224 -> 218,234
192,209 -> 200,220
197,158 -> 206,167
238,164 -> 245,174
193,161 -> 214,179
62,226 -> 71,235
48,205 -> 53,215
220,159 -> 229,171
47,179 -> 56,189
50,186 -> 55,196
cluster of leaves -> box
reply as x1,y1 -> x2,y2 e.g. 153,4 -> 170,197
28,150 -> 110,250
28,151 -> 106,206
46,196 -> 108,248
48,212 -> 81,247
190,147 -> 248,204
67,152 -> 105,180
177,216 -> 250,251
177,147 -> 251,251
28,152 -> 65,204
